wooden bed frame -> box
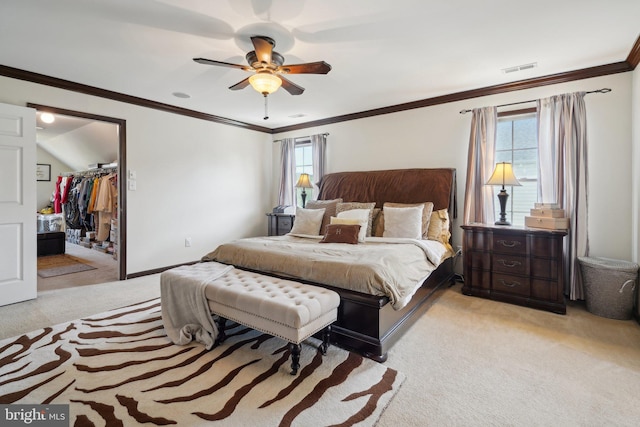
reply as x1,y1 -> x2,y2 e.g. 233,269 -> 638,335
308,168 -> 458,361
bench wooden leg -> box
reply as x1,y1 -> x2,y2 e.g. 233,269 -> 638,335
289,343 -> 301,375
320,325 -> 332,355
215,317 -> 227,346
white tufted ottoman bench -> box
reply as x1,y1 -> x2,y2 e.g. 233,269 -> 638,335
163,262 -> 340,375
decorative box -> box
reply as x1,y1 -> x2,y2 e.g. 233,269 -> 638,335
530,208 -> 566,218
525,216 -> 569,230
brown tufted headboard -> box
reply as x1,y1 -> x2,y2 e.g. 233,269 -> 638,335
317,168 -> 457,218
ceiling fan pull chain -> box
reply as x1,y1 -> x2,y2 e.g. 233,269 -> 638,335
263,94 -> 269,120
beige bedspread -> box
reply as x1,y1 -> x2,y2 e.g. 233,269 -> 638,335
202,235 -> 450,310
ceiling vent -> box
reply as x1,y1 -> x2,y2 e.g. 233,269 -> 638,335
502,62 -> 538,74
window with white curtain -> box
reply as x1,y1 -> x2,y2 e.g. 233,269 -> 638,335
494,110 -> 538,226
295,140 -> 313,206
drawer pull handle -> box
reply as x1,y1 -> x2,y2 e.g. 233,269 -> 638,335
497,239 -> 521,248
499,279 -> 521,288
498,259 -> 522,268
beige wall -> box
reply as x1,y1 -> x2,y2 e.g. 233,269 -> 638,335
1,76 -> 273,275
274,72 -> 635,262
36,147 -> 73,210
632,65 -> 640,263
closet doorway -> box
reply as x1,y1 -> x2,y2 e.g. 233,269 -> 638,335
29,103 -> 127,290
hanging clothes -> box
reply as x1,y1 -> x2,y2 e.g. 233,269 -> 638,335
57,167 -> 118,243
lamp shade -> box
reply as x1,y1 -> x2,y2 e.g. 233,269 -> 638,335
249,72 -> 282,95
486,162 -> 521,187
295,173 -> 313,188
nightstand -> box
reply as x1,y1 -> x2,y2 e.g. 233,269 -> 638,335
461,223 -> 567,314
266,213 -> 295,236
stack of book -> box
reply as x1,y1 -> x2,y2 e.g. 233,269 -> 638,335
524,203 -> 569,230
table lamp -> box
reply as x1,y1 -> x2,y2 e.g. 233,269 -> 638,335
295,173 -> 313,208
486,162 -> 521,226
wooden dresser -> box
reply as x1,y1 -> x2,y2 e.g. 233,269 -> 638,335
461,223 -> 567,314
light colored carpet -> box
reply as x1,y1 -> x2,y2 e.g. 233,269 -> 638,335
1,277 -> 639,426
0,298 -> 404,426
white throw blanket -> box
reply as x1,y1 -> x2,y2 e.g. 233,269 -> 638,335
160,262 -> 234,349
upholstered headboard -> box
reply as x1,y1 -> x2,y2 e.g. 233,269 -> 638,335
317,168 -> 457,218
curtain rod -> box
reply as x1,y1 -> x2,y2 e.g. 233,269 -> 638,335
272,132 -> 329,143
458,88 -> 611,114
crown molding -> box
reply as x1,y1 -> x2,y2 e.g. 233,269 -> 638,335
626,34 -> 640,68
1,50 -> 636,136
0,64 -> 271,133
272,61 -> 632,133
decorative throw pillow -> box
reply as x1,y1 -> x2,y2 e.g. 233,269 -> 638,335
373,210 -> 385,237
335,202 -> 376,236
332,211 -> 369,242
289,208 -> 325,235
319,224 -> 361,244
382,205 -> 425,239
377,202 -> 434,238
427,208 -> 451,244
305,198 -> 343,235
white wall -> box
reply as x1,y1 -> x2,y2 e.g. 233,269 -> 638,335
273,72 -> 634,262
632,66 -> 640,263
1,75 -> 272,275
36,147 -> 73,210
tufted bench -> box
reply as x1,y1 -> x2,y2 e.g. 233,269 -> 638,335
163,262 -> 340,375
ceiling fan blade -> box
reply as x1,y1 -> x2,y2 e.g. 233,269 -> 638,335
229,77 -> 251,91
280,76 -> 305,95
279,61 -> 332,75
251,36 -> 274,65
193,57 -> 250,71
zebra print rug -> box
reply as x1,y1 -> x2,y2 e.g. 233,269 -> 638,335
0,298 -> 404,426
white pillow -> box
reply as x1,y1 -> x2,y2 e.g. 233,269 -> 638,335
289,208 -> 325,235
334,208 -> 370,242
382,205 -> 424,239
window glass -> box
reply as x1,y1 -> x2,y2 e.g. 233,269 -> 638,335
294,141 -> 313,206
493,113 -> 537,226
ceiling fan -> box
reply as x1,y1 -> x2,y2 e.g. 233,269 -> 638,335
194,35 -> 331,119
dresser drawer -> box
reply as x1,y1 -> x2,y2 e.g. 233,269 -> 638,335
493,254 -> 527,275
493,234 -> 526,254
492,273 -> 530,297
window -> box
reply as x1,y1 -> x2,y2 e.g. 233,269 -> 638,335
294,140 -> 313,206
494,110 -> 537,226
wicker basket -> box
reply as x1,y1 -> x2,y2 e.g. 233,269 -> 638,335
578,257 -> 638,320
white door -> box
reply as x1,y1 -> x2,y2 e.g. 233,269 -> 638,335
0,103 -> 37,306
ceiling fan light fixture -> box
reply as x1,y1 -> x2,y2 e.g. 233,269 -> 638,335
40,112 -> 55,124
249,72 -> 282,95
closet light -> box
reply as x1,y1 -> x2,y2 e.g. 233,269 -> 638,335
40,112 -> 55,124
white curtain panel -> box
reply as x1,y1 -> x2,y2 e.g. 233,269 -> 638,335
537,92 -> 589,300
463,106 -> 497,225
278,138 -> 296,207
311,133 -> 327,199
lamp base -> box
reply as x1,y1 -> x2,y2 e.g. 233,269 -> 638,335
495,189 -> 510,226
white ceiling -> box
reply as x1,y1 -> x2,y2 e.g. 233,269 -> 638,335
2,0 -> 639,129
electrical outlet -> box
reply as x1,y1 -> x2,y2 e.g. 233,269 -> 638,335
185,237 -> 192,247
